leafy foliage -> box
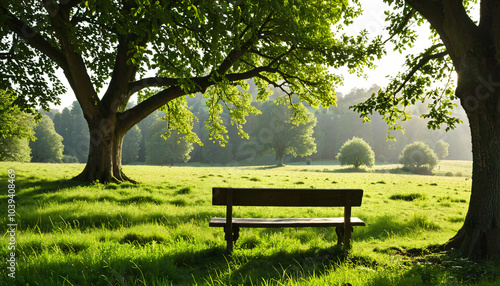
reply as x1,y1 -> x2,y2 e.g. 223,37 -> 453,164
350,2 -> 463,138
0,0 -> 381,140
53,102 -> 89,163
0,136 -> 31,162
249,101 -> 317,166
434,139 -> 449,160
29,115 -> 64,163
145,119 -> 194,166
0,90 -> 34,140
123,125 -> 142,164
399,141 -> 438,174
0,89 -> 35,162
0,0 -> 383,181
336,137 -> 375,169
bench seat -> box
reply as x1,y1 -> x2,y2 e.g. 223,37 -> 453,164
209,217 -> 366,228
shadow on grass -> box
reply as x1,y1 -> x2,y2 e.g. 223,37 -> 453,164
254,165 -> 286,170
324,167 -> 412,175
15,245 -> 379,286
323,167 -> 371,173
19,207 -> 218,232
251,215 -> 435,247
354,214 -> 440,242
15,242 -> 499,286
12,177 -> 89,197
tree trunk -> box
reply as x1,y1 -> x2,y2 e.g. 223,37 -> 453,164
73,115 -> 133,183
446,75 -> 500,258
277,155 -> 285,167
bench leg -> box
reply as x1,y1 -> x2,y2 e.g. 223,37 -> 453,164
224,226 -> 240,252
224,227 -> 233,252
335,227 -> 344,246
233,227 -> 240,243
335,226 -> 353,249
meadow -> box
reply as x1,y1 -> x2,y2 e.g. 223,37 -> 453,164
1,160 -> 499,285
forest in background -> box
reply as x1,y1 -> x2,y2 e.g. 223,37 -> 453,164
2,82 -> 472,166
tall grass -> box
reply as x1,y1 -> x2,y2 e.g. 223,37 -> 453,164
1,161 -> 497,285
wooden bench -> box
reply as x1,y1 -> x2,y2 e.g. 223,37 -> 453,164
209,187 -> 365,252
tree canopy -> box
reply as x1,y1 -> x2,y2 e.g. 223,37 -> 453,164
146,118 -> 193,166
336,136 -> 375,169
352,0 -> 500,258
30,115 -> 64,162
0,90 -> 34,140
398,141 -> 438,174
249,101 -> 317,166
0,89 -> 34,162
434,139 -> 449,160
0,0 -> 381,182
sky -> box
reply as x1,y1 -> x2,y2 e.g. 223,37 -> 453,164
335,1 -> 433,96
51,1 -> 435,109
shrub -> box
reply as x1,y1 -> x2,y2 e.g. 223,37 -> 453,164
377,154 -> 388,163
434,139 -> 449,159
175,186 -> 192,195
62,155 -> 79,163
389,193 -> 425,201
399,141 -> 438,174
336,137 -> 375,169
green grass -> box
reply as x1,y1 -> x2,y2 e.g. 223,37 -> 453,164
1,161 -> 498,285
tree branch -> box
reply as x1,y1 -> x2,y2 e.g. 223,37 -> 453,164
1,7 -> 68,71
405,0 -> 476,60
60,0 -> 81,9
128,77 -> 180,95
256,73 -> 293,97
121,65 -> 280,131
0,34 -> 20,60
405,0 -> 444,28
101,35 -> 140,112
394,49 -> 448,95
121,11 -> 280,132
383,8 -> 416,44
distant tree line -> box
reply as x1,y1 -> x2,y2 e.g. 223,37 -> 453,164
1,84 -> 472,166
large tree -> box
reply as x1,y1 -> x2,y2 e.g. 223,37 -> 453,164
353,1 -> 500,258
146,118 -> 193,166
0,89 -> 34,162
30,114 -> 65,162
0,89 -> 33,139
0,0 -> 378,183
250,101 -> 317,166
337,136 -> 375,169
53,102 -> 90,163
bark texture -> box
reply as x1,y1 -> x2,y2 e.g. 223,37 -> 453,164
405,0 -> 500,258
446,73 -> 500,258
73,114 -> 130,183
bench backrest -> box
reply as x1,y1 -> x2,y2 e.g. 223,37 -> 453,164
212,187 -> 363,207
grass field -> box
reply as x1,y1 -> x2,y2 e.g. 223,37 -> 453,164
1,160 -> 499,285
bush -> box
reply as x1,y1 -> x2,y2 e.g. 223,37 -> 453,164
62,155 -> 79,163
399,141 -> 438,174
336,137 -> 375,169
389,193 -> 426,201
434,139 -> 449,159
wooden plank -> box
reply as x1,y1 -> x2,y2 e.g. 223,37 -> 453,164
225,188 -> 233,252
343,195 -> 352,249
209,217 -> 366,228
212,188 -> 363,207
